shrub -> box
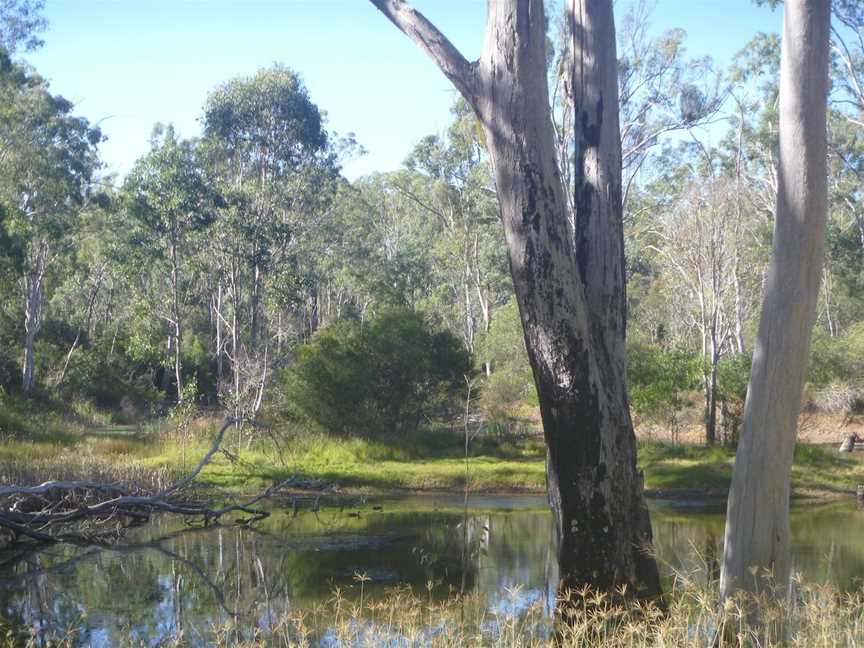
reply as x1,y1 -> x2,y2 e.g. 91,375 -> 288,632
476,300 -> 537,423
811,381 -> 862,413
716,352 -> 752,445
61,345 -> 160,418
627,341 -> 700,443
283,308 -> 472,437
809,324 -> 864,412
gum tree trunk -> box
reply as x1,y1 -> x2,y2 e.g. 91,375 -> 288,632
369,0 -> 662,601
720,0 -> 830,599
22,240 -> 49,396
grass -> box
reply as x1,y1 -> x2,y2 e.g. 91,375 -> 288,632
218,581 -> 864,648
2,400 -> 864,498
9,576 -> 864,647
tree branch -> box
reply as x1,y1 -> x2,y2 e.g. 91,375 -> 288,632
368,0 -> 479,102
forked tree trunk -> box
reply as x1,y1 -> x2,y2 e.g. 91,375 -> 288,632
369,0 -> 662,602
720,0 -> 830,599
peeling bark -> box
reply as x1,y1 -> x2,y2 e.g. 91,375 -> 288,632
369,0 -> 662,602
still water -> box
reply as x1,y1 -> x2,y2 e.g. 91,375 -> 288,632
1,495 -> 862,645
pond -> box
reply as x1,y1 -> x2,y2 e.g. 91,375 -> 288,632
1,495 -> 862,646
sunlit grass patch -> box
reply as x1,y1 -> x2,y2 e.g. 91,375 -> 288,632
2,410 -> 864,499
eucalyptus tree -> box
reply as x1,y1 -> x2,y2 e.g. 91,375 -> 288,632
0,0 -> 46,56
721,0 -> 831,600
398,104 -> 509,354
202,65 -> 338,408
822,111 -> 864,334
50,197 -> 112,389
832,0 -> 864,130
369,0 -> 663,601
122,125 -> 216,401
649,176 -> 764,445
548,0 -> 724,214
0,52 -> 101,395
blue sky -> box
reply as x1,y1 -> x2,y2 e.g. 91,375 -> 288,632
26,1 -> 782,180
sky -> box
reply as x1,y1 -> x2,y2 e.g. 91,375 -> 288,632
25,1 -> 784,181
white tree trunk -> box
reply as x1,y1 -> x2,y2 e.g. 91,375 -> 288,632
720,0 -> 830,599
22,240 -> 49,396
170,237 -> 184,401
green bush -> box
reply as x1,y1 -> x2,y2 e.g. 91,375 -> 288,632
476,300 -> 537,423
627,341 -> 700,442
283,308 -> 472,437
809,323 -> 864,393
716,352 -> 752,445
807,324 -> 864,413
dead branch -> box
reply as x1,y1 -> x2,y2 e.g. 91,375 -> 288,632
0,418 -> 292,547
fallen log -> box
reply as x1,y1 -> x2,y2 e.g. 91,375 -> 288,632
0,418 -> 291,547
839,433 -> 863,453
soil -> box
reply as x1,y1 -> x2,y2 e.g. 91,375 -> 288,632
634,410 -> 864,447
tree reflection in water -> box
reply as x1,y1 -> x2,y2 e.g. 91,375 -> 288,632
0,496 -> 862,646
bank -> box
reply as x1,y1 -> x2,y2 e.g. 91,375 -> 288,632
1,415 -> 863,501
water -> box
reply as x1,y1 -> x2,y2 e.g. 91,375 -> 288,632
1,495 -> 862,645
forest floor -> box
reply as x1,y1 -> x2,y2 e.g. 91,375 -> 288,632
2,408 -> 864,501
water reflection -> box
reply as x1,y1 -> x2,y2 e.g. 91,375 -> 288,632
1,496 -> 862,645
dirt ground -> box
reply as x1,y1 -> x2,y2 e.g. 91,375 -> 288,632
634,409 -> 864,446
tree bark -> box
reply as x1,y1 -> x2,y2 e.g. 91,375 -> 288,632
56,262 -> 106,388
22,240 -> 49,396
720,0 -> 830,599
369,0 -> 662,602
170,235 -> 184,401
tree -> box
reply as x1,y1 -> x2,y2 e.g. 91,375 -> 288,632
831,0 -> 864,130
649,176 -> 764,444
202,65 -> 338,418
0,0 -> 46,56
0,52 -> 101,395
720,0 -> 831,599
550,0 -> 724,213
369,0 -> 663,602
123,126 -> 216,402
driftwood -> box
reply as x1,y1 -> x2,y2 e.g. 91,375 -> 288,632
839,433 -> 863,453
0,418 -> 293,547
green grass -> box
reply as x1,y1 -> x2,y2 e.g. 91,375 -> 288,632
160,426 -> 549,492
1,405 -> 864,498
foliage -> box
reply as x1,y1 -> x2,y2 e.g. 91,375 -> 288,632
715,353 -> 752,445
283,309 -> 472,437
0,0 -> 46,55
0,8 -> 862,450
627,341 -> 700,442
808,324 -> 864,412
476,299 -> 537,424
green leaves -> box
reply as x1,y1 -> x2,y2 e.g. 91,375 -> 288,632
283,309 -> 472,437
123,125 -> 216,244
627,342 -> 700,425
0,56 -> 101,242
0,0 -> 47,56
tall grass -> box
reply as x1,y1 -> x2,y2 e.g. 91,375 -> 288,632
14,579 -> 864,647
209,580 -> 864,647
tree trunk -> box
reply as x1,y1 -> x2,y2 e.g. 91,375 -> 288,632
369,0 -> 662,603
214,280 -> 224,383
57,263 -> 106,388
22,241 -> 49,396
170,236 -> 184,401
250,261 -> 261,351
705,356 -> 718,446
720,0 -> 830,600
